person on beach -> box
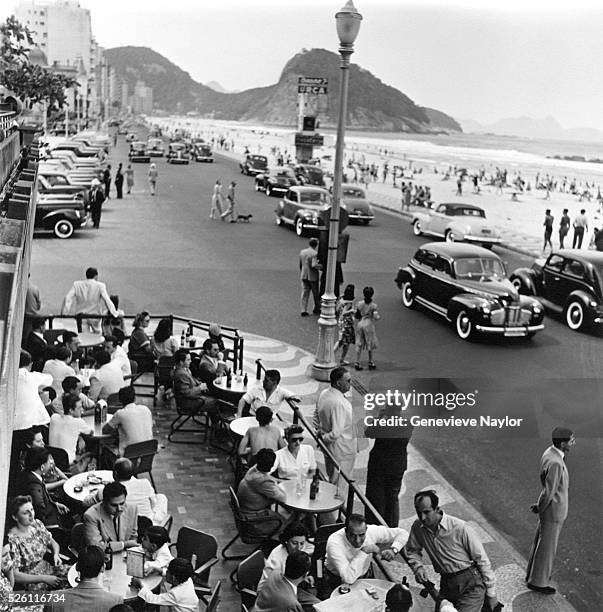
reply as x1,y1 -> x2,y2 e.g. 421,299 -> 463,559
572,209 -> 588,248
210,179 -> 223,219
336,284 -> 356,366
456,175 -> 463,196
354,286 -> 380,371
543,209 -> 554,253
125,164 -> 134,194
221,181 -> 237,222
559,209 -> 570,248
148,163 -> 158,196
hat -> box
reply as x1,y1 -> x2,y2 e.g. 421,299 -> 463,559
208,323 -> 221,336
91,178 -> 101,187
552,426 -> 573,441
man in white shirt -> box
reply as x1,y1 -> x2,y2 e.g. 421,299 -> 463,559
324,514 -> 408,594
313,366 -> 355,484
42,346 -> 76,397
237,369 -> 298,418
49,394 -> 93,465
51,375 -> 95,415
104,334 -> 131,377
88,350 -> 125,402
61,267 -> 123,333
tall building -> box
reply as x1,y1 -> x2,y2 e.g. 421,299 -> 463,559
131,80 -> 153,114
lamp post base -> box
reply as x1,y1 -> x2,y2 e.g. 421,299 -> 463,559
311,293 -> 339,381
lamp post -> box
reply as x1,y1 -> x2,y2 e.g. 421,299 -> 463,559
311,0 -> 362,381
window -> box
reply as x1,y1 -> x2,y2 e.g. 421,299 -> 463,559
434,256 -> 452,276
546,255 -> 565,272
422,252 -> 437,269
565,260 -> 585,280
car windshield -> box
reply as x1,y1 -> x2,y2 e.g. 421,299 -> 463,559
171,143 -> 185,150
250,156 -> 267,163
300,191 -> 330,205
450,207 -> 486,218
454,257 -> 506,280
275,169 -> 295,178
148,139 -> 161,146
343,188 -> 365,198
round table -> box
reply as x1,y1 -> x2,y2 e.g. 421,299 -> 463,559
214,375 -> 252,400
63,469 -> 114,502
68,550 -> 162,601
279,478 -> 343,514
78,332 -> 105,348
229,416 -> 287,437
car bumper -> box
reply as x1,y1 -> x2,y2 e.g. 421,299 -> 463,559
464,235 -> 502,244
349,213 -> 375,221
195,156 -> 213,162
247,169 -> 266,176
131,157 -> 151,163
170,159 -> 190,164
269,185 -> 290,193
148,151 -> 164,156
475,323 -> 544,336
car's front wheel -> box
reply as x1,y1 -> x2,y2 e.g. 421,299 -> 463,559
53,218 -> 75,239
455,309 -> 476,341
254,181 -> 261,191
565,299 -> 586,331
401,281 -> 416,309
412,220 -> 422,236
295,217 -> 305,237
445,230 -> 456,242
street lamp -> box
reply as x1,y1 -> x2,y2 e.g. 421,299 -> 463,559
311,0 -> 362,381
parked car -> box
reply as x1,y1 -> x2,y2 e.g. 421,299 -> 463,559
395,242 -> 545,341
510,249 -> 603,332
147,137 -> 165,157
38,168 -> 97,188
37,175 -> 89,204
34,193 -> 88,239
193,143 -> 214,163
129,141 -> 151,163
276,186 -> 346,237
51,142 -> 103,160
294,164 -> 326,187
340,184 -> 374,225
411,203 -> 501,248
255,167 -> 297,196
240,154 -> 268,176
166,142 -> 190,164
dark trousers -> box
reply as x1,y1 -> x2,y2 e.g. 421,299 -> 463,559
104,181 -> 111,199
301,279 -> 320,314
115,181 -> 123,198
440,566 -> 486,612
365,455 -> 406,527
573,227 -> 585,248
90,203 -> 102,228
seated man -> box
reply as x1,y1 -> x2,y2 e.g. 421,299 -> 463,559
101,386 -> 153,463
51,375 -> 95,416
83,458 -> 169,525
237,448 -> 286,538
237,369 -> 297,418
104,334 -> 131,377
20,427 -> 68,496
42,346 -> 75,397
24,316 -> 50,372
83,481 -> 138,552
61,331 -> 84,366
196,339 -> 229,394
44,545 -> 124,610
172,349 -> 218,422
238,406 -> 286,460
88,350 -> 125,402
324,513 -> 408,595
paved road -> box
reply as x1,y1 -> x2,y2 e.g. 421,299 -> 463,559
30,136 -> 602,609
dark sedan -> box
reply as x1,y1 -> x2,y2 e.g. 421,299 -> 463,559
128,141 -> 151,163
34,193 -> 88,239
295,164 -> 326,187
510,249 -> 603,332
255,167 -> 298,196
167,143 -> 190,164
340,184 -> 374,225
240,154 -> 268,176
395,242 -> 544,341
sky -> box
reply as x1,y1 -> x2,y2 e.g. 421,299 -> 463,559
6,0 -> 603,130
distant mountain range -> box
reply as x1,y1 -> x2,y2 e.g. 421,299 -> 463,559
458,115 -> 603,143
104,46 -> 461,134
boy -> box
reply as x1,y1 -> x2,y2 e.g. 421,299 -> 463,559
140,525 -> 172,576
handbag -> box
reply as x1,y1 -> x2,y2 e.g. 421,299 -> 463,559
354,308 -> 362,320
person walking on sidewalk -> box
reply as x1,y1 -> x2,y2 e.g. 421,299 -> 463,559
354,286 -> 380,371
526,427 -> 574,595
148,163 -> 158,196
221,181 -> 237,222
102,165 -> 112,199
210,179 -> 223,219
559,209 -> 570,248
543,209 -> 554,253
89,179 -> 105,229
299,237 -> 321,316
125,164 -> 134,194
336,284 -> 355,366
114,163 -> 124,199
572,209 -> 588,248
404,490 -> 501,612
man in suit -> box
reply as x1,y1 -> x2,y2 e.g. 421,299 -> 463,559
253,550 -> 311,612
44,545 -> 123,611
24,316 -> 49,372
173,349 -> 210,413
299,237 -> 321,316
83,481 -> 138,552
526,426 -> 575,594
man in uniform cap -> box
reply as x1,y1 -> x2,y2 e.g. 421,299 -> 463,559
526,426 -> 575,594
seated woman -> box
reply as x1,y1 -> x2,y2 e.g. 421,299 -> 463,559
4,496 -> 68,592
151,318 -> 180,358
238,405 -> 285,462
127,311 -> 155,372
273,425 -> 316,480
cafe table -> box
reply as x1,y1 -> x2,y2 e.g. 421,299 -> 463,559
63,469 -> 114,502
278,478 -> 343,514
67,548 -> 162,602
229,416 -> 287,438
312,578 -> 396,612
213,374 -> 252,400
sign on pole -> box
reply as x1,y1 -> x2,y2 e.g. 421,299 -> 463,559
297,76 -> 328,95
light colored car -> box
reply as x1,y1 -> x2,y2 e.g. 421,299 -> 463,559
411,202 -> 501,248
147,137 -> 165,157
340,184 -> 374,225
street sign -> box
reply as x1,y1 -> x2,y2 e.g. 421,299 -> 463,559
298,77 -> 328,86
295,133 -> 325,147
297,85 -> 328,95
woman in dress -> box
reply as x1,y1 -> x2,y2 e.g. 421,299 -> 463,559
4,496 -> 68,592
354,286 -> 380,371
209,179 -> 223,219
128,311 -> 154,371
148,163 -> 158,196
151,318 -> 180,358
336,284 -> 355,366
125,164 -> 134,194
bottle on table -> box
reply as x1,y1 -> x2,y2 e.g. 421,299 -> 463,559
309,468 -> 320,500
180,330 -> 186,347
104,542 -> 113,570
226,369 -> 232,389
94,402 -> 102,425
243,372 -> 248,388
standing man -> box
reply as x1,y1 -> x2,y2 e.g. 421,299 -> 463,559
404,490 -> 500,612
114,163 -> 124,199
526,427 -> 574,595
89,179 -> 105,229
559,209 -> 570,248
62,267 -> 123,333
221,180 -> 237,222
543,209 -> 554,254
572,208 -> 588,248
313,367 -> 355,485
102,164 -> 112,199
299,237 -> 321,317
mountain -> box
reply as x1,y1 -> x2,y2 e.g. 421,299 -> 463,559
104,46 -> 460,134
458,115 -> 603,142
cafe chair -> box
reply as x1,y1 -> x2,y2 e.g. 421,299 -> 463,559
70,522 -> 87,557
106,392 -> 121,414
204,579 -> 221,612
123,439 -> 159,492
154,355 -> 175,405
313,522 -> 345,600
236,550 -> 265,608
46,446 -> 70,474
168,395 -> 210,444
169,526 -> 219,604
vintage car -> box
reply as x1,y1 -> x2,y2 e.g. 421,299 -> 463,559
166,142 -> 190,164
294,164 -> 326,187
255,167 -> 298,196
395,242 -> 545,341
411,203 -> 501,248
340,184 -> 374,225
240,154 -> 268,176
37,174 -> 89,204
128,141 -> 151,163
276,186 -> 347,237
193,143 -> 214,162
147,137 -> 165,157
510,249 -> 603,332
34,193 -> 88,239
